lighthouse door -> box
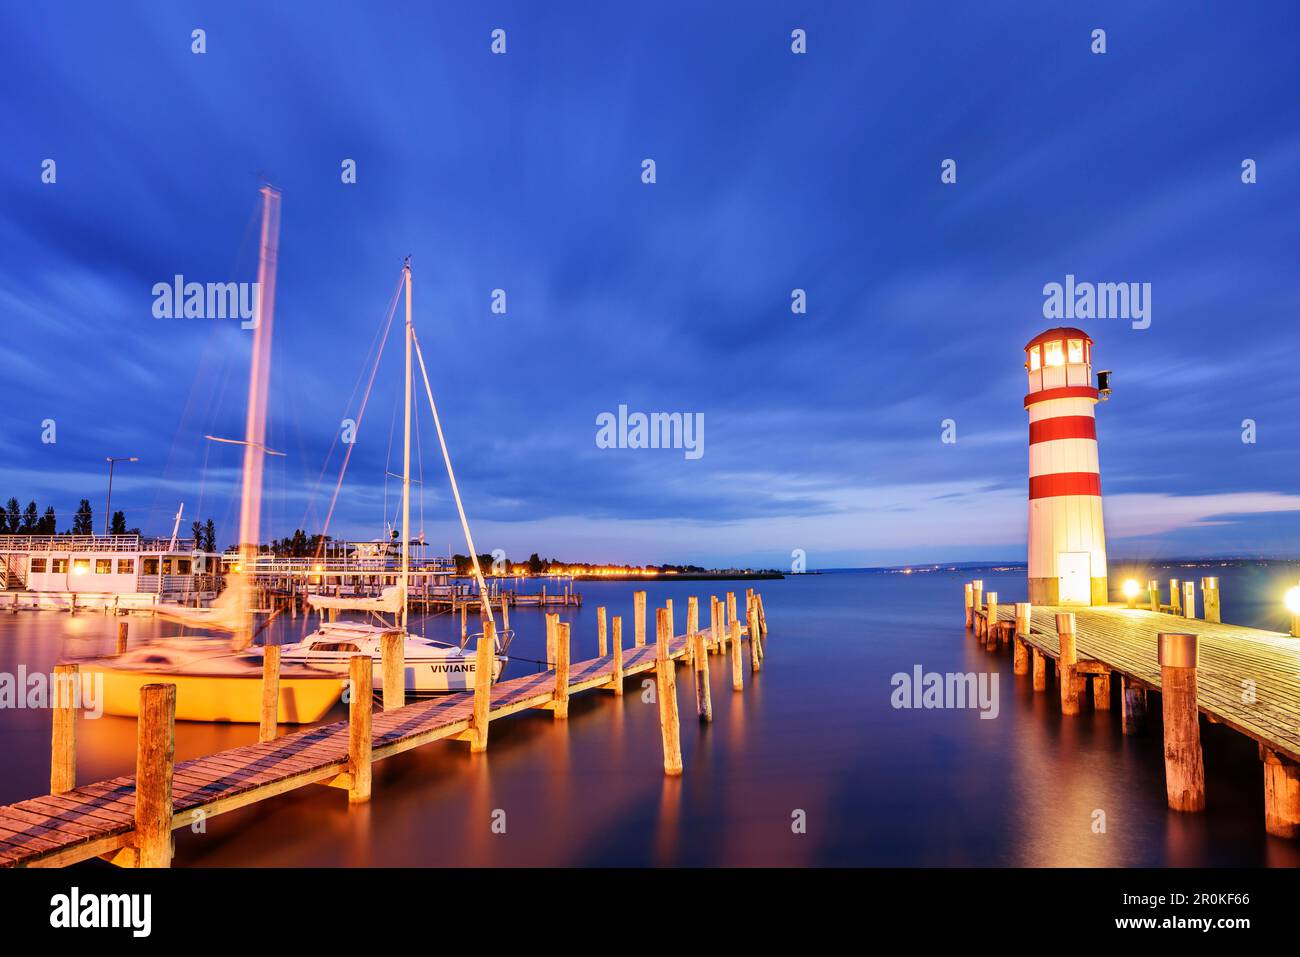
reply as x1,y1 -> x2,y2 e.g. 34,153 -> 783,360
1057,552 -> 1092,605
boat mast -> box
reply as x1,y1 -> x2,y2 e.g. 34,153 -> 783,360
234,185 -> 281,650
400,258 -> 412,632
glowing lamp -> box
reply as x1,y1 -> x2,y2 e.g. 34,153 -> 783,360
1285,586 -> 1300,616
1122,578 -> 1140,609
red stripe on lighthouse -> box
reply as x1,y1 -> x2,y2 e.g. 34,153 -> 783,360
1024,386 -> 1099,409
1029,416 -> 1097,445
1029,472 -> 1101,500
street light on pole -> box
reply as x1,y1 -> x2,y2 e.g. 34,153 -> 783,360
104,456 -> 139,536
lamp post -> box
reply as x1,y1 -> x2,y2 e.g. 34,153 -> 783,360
1285,584 -> 1300,639
104,456 -> 139,536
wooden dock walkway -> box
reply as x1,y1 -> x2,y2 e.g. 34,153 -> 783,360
965,580 -> 1300,837
0,590 -> 768,868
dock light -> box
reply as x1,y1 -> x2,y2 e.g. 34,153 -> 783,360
1122,578 -> 1140,609
1285,585 -> 1300,637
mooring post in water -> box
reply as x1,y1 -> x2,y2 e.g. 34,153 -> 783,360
634,590 -> 646,647
1092,672 -> 1112,710
597,605 -> 607,657
381,632 -> 403,712
1056,613 -> 1079,715
964,582 -> 974,628
1202,577 -> 1221,624
500,596 -> 509,633
756,593 -> 767,637
1013,602 -> 1030,675
750,594 -> 765,662
685,596 -> 698,667
135,683 -> 175,868
730,615 -> 744,690
347,654 -> 373,804
1147,579 -> 1160,613
1182,581 -> 1196,620
709,596 -> 720,654
552,622 -> 570,720
655,608 -> 683,776
117,620 -> 129,654
984,592 -> 999,651
611,616 -> 624,695
1032,648 -> 1047,692
748,597 -> 762,672
726,591 -> 737,634
259,644 -> 280,743
461,604 -> 468,644
666,598 -> 675,645
1157,632 -> 1204,812
545,612 -> 558,668
692,629 -> 711,721
1262,747 -> 1300,838
972,579 -> 984,622
470,621 -> 494,751
1169,578 -> 1181,614
51,662 -> 78,794
1121,675 -> 1146,734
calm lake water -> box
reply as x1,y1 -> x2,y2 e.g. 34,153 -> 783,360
2,565 -> 1299,867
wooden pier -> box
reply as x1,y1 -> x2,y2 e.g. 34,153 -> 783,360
965,579 -> 1300,838
0,591 -> 767,868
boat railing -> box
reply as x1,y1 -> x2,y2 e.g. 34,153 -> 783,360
0,534 -> 198,554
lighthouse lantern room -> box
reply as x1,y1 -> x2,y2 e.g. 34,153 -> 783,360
1024,327 -> 1108,606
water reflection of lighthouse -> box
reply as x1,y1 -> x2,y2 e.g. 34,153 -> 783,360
1024,328 -> 1111,606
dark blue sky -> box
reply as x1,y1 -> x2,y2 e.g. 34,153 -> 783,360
2,2 -> 1299,567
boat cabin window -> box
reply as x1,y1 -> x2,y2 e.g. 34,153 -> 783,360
142,558 -> 158,575
1043,340 -> 1065,367
52,558 -> 68,573
95,559 -> 112,574
72,559 -> 91,575
1067,338 -> 1084,363
30,558 -> 47,574
1027,345 -> 1041,371
177,559 -> 191,574
118,559 -> 134,574
313,641 -> 361,653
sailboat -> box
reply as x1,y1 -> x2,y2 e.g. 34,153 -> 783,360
83,187 -> 344,723
279,259 -> 509,694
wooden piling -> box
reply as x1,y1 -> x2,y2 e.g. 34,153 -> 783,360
964,582 -> 974,628
709,596 -> 720,654
1056,613 -> 1079,715
135,683 -> 176,868
461,604 -> 468,644
347,654 -> 373,804
470,621 -> 494,751
730,615 -> 743,691
655,609 -> 683,776
50,662 -> 77,795
259,645 -> 281,743
692,630 -> 712,721
1092,672 -> 1112,710
500,596 -> 509,633
597,606 -> 608,657
1202,577 -> 1221,624
666,598 -> 675,644
611,616 -> 624,695
984,591 -> 999,650
685,596 -> 698,667
634,590 -> 646,647
1121,676 -> 1146,735
116,620 -> 129,654
553,622 -> 570,719
1032,648 -> 1047,692
545,612 -> 558,668
381,632 -> 404,711
1147,579 -> 1160,613
747,598 -> 761,672
717,598 -> 728,655
1182,580 -> 1196,620
1169,578 -> 1181,614
1013,602 -> 1030,675
1263,747 -> 1300,839
972,579 -> 984,621
1157,632 -> 1205,812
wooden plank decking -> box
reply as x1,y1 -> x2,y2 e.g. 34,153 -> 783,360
977,603 -> 1300,762
0,630 -> 718,868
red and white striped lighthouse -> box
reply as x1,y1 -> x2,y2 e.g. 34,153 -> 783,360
1024,328 -> 1108,605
